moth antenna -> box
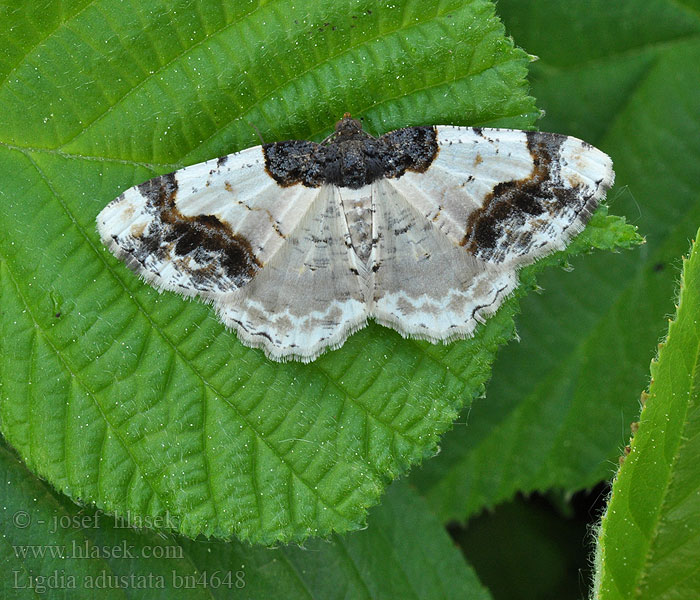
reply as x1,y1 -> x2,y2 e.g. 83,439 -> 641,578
248,122 -> 266,145
320,130 -> 338,144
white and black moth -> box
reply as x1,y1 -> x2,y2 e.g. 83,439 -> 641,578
98,114 -> 614,362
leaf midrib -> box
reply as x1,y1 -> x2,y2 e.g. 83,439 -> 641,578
0,140 -> 182,170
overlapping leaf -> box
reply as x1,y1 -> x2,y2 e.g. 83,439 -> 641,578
593,229 -> 700,599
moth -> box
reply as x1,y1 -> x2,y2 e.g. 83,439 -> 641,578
97,114 -> 614,362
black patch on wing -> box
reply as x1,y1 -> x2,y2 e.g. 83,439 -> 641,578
262,140 -> 323,187
126,173 -> 261,291
461,131 -> 597,262
262,125 -> 439,189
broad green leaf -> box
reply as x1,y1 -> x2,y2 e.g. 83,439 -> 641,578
412,0 -> 700,523
0,438 -> 491,599
593,229 -> 700,599
0,0 -> 633,543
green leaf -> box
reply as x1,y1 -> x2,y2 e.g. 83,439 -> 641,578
412,0 -> 700,523
0,0 -> 633,544
0,438 -> 491,599
592,229 -> 700,599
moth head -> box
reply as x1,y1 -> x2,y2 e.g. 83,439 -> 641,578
333,113 -> 365,140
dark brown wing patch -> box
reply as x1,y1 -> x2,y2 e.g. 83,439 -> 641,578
122,173 -> 261,291
461,131 -> 594,262
262,121 -> 439,189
